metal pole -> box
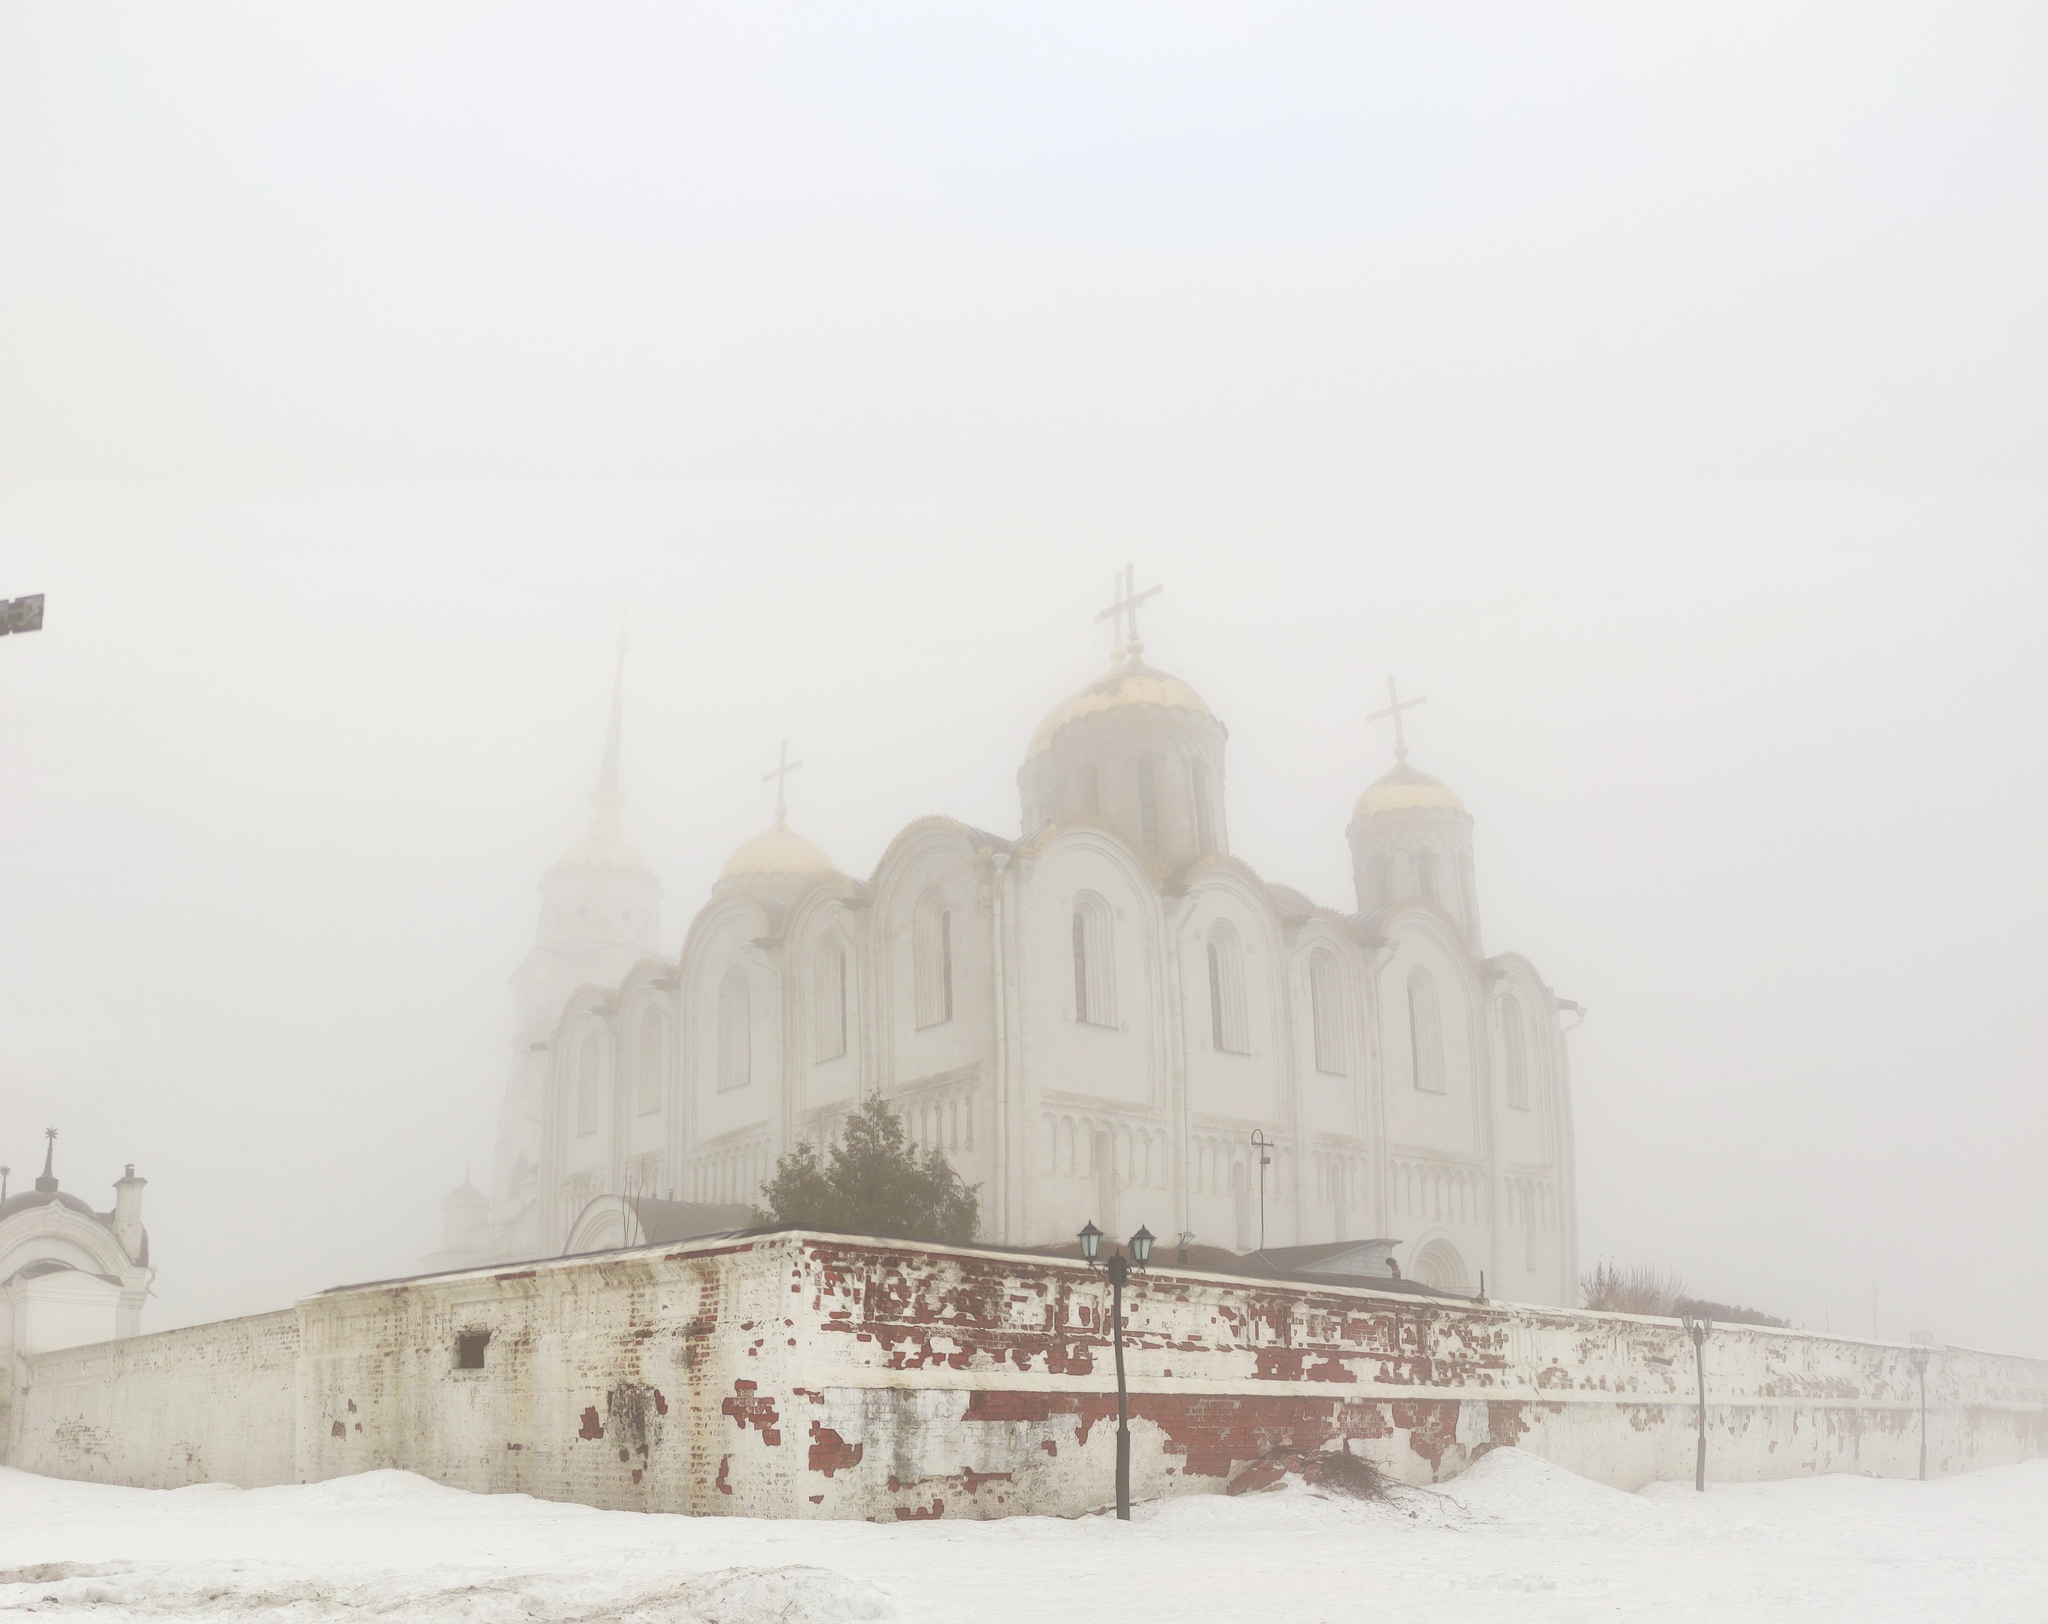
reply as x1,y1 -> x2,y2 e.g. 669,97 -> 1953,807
1250,1130 -> 1272,1252
1683,1313 -> 1711,1493
1910,1346 -> 1931,1482
1692,1332 -> 1707,1493
1110,1252 -> 1130,1520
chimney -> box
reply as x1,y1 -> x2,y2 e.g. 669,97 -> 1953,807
112,1164 -> 147,1262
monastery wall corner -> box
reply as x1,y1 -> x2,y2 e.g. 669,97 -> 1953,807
11,1232 -> 2047,1517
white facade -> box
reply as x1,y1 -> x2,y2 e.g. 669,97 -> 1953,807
0,1140 -> 154,1457
442,631 -> 1580,1305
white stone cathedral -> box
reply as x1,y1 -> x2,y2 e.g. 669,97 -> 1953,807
432,590 -> 1580,1305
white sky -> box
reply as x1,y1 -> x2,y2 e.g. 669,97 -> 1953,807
2,3 -> 2043,1354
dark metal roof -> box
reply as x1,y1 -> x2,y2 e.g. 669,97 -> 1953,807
0,1188 -> 99,1225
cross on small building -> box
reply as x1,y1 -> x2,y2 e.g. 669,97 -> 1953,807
1094,564 -> 1162,657
762,739 -> 804,820
1366,675 -> 1427,765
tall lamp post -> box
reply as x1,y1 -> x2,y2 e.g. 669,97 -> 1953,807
1909,1345 -> 1931,1481
1680,1311 -> 1713,1492
1249,1130 -> 1274,1251
1079,1220 -> 1154,1521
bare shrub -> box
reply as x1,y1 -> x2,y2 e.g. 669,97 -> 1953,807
1581,1260 -> 1686,1316
1309,1449 -> 1390,1501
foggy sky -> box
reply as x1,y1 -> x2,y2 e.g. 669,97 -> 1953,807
2,5 -> 2043,1356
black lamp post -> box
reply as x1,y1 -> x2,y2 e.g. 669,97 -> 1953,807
1249,1130 -> 1274,1251
1080,1220 -> 1154,1520
1909,1345 -> 1931,1481
1680,1311 -> 1713,1492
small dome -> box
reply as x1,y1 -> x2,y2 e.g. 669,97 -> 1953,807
1354,761 -> 1467,820
1027,654 -> 1216,760
719,816 -> 838,884
0,1188 -> 97,1226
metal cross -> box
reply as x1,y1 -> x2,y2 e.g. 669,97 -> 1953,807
762,739 -> 804,820
1094,564 -> 1162,656
1366,675 -> 1428,764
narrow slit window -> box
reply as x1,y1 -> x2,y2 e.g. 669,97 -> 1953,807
1138,759 -> 1160,854
1073,893 -> 1117,1027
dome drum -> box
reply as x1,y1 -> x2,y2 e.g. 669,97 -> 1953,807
1019,654 -> 1229,865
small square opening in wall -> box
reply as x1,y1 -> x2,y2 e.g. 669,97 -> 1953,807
456,1331 -> 490,1370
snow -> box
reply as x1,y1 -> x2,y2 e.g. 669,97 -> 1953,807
3,1453 -> 2044,1623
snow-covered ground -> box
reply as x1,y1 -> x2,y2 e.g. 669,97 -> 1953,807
4,1451 -> 2044,1623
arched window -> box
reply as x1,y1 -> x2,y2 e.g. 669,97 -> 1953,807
1500,993 -> 1529,1109
1372,852 -> 1390,909
717,965 -> 751,1092
813,937 -> 848,1061
575,1028 -> 602,1136
913,890 -> 953,1028
1407,967 -> 1444,1093
1137,759 -> 1160,854
1415,849 -> 1438,904
1192,761 -> 1215,855
636,1006 -> 664,1115
1072,892 -> 1116,1028
1309,950 -> 1346,1074
1206,920 -> 1249,1055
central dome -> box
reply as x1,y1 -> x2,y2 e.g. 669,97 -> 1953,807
1026,654 -> 1215,761
718,817 -> 837,885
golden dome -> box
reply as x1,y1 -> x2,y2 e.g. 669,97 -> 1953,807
1027,654 -> 1216,760
1353,762 -> 1466,820
719,816 -> 838,884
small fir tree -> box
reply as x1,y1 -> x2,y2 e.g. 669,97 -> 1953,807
758,1094 -> 979,1244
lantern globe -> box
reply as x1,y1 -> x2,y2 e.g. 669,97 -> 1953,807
1077,1221 -> 1103,1262
1130,1225 -> 1155,1266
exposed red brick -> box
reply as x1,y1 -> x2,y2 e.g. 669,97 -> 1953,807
808,1424 -> 864,1476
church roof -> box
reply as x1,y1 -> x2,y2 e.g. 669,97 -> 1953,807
1026,653 -> 1217,760
1353,760 -> 1467,820
0,1188 -> 98,1226
719,816 -> 838,885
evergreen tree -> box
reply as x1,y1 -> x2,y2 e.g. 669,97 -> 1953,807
757,1095 -> 979,1244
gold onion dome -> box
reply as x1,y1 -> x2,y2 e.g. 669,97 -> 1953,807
1027,651 -> 1216,760
719,816 -> 838,884
1354,760 -> 1466,821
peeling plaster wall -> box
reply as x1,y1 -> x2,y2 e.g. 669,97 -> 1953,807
11,1309 -> 299,1487
14,1234 -> 2048,1516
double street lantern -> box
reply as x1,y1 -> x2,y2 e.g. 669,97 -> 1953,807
1680,1312 -> 1713,1492
1079,1221 -> 1154,1520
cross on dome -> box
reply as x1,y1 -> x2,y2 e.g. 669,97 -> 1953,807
1094,564 -> 1162,659
1366,674 -> 1427,765
762,739 -> 804,820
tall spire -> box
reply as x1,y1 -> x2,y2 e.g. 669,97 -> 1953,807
590,626 -> 627,837
35,1127 -> 58,1194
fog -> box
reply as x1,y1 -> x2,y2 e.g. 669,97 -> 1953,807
2,5 -> 2043,1356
